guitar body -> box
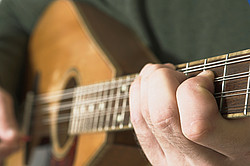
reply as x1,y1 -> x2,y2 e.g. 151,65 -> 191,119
5,0 -> 157,165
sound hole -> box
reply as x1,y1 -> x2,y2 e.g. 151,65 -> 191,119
58,77 -> 77,147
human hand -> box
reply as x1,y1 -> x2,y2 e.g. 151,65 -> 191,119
0,88 -> 20,162
129,63 -> 250,166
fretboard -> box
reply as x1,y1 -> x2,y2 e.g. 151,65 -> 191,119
65,49 -> 250,135
68,75 -> 135,135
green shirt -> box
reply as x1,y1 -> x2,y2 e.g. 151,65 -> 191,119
0,0 -> 249,97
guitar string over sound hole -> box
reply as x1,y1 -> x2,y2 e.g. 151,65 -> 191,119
58,77 -> 77,147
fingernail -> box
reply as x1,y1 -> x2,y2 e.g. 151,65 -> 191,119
198,70 -> 214,78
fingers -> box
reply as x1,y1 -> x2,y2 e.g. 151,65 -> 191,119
130,64 -> 229,165
131,64 -> 195,164
177,70 -> 217,142
0,88 -> 20,160
130,63 -> 178,165
130,76 -> 167,165
176,70 -> 250,159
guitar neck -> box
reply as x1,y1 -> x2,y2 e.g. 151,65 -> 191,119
37,49 -> 250,135
68,74 -> 136,134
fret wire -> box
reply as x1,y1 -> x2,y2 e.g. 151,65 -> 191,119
104,80 -> 115,130
111,78 -> 123,129
179,53 -> 250,72
79,87 -> 86,133
181,56 -> 250,75
33,54 -> 250,103
203,59 -> 207,71
215,71 -> 249,82
43,101 -> 250,128
98,81 -> 108,131
83,87 -> 90,132
77,87 -> 83,133
185,63 -> 189,76
75,87 -> 82,134
39,60 -> 250,107
219,54 -> 228,112
69,87 -> 80,134
87,85 -> 97,132
42,104 -> 250,126
34,54 -> 250,126
35,54 -> 250,105
35,54 -> 250,107
76,87 -> 81,134
36,54 -> 250,106
49,87 -> 250,126
37,75 -> 250,115
68,89 -> 74,134
79,103 -> 85,133
244,64 -> 250,115
92,83 -> 102,131
35,74 -> 137,104
45,103 -> 250,126
215,73 -> 250,84
119,76 -> 130,128
37,81 -> 250,115
44,108 -> 130,126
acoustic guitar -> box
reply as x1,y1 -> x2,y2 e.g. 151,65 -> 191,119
4,0 -> 250,165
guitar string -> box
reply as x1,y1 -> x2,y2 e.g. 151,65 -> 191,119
35,75 -> 137,103
36,104 -> 249,130
34,79 -> 250,116
33,69 -> 250,113
32,87 -> 250,127
28,54 -> 250,127
33,54 -> 250,104
33,123 -> 129,135
31,72 -> 250,116
180,54 -> 250,73
34,86 -> 250,129
29,54 -> 250,133
38,108 -> 129,126
35,98 -> 250,127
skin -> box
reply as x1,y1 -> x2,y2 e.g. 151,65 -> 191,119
0,88 -> 20,162
129,63 -> 250,166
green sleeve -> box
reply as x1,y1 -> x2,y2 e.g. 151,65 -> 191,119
0,0 -> 28,96
0,0 -> 51,97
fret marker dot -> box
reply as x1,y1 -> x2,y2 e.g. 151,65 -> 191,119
121,85 -> 127,92
99,103 -> 105,110
117,114 -> 124,123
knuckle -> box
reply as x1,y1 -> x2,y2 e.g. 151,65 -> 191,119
177,77 -> 203,97
140,63 -> 163,77
143,63 -> 154,69
181,77 -> 199,91
183,119 -> 212,142
151,105 -> 177,132
140,63 -> 154,75
151,67 -> 173,80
